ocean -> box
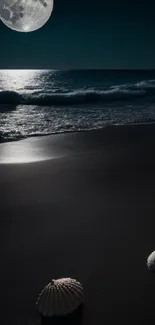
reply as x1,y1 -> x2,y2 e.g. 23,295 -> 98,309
0,69 -> 155,143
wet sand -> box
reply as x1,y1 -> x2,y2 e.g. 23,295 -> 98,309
0,124 -> 155,325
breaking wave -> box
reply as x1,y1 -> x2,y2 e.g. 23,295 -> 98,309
1,79 -> 155,108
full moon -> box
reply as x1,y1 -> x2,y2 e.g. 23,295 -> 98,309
0,0 -> 54,32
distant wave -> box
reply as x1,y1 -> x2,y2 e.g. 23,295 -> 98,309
0,80 -> 155,108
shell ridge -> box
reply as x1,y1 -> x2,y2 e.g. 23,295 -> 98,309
60,283 -> 72,315
67,284 -> 83,300
39,286 -> 49,315
61,283 -> 83,312
43,287 -> 51,316
58,283 -> 69,315
61,284 -> 78,314
49,285 -> 54,317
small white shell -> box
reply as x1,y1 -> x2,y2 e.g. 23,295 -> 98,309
36,278 -> 83,317
147,251 -> 155,272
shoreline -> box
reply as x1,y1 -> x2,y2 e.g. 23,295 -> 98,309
1,122 -> 155,164
1,121 -> 155,145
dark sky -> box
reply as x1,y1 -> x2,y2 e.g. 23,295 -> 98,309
0,0 -> 155,69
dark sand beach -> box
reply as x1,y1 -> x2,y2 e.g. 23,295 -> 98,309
1,124 -> 155,325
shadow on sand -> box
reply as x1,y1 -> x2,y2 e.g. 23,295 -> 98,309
41,305 -> 84,325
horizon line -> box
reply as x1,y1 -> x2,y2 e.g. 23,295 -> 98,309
1,68 -> 155,71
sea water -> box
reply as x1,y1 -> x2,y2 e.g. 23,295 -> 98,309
0,69 -> 155,142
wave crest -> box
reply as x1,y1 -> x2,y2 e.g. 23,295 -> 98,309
0,79 -> 155,107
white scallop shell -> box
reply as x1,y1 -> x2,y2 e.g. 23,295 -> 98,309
147,251 -> 155,272
36,278 -> 83,317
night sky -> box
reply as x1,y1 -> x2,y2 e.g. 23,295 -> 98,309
0,0 -> 155,69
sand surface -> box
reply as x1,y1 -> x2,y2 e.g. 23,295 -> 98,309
1,124 -> 155,325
